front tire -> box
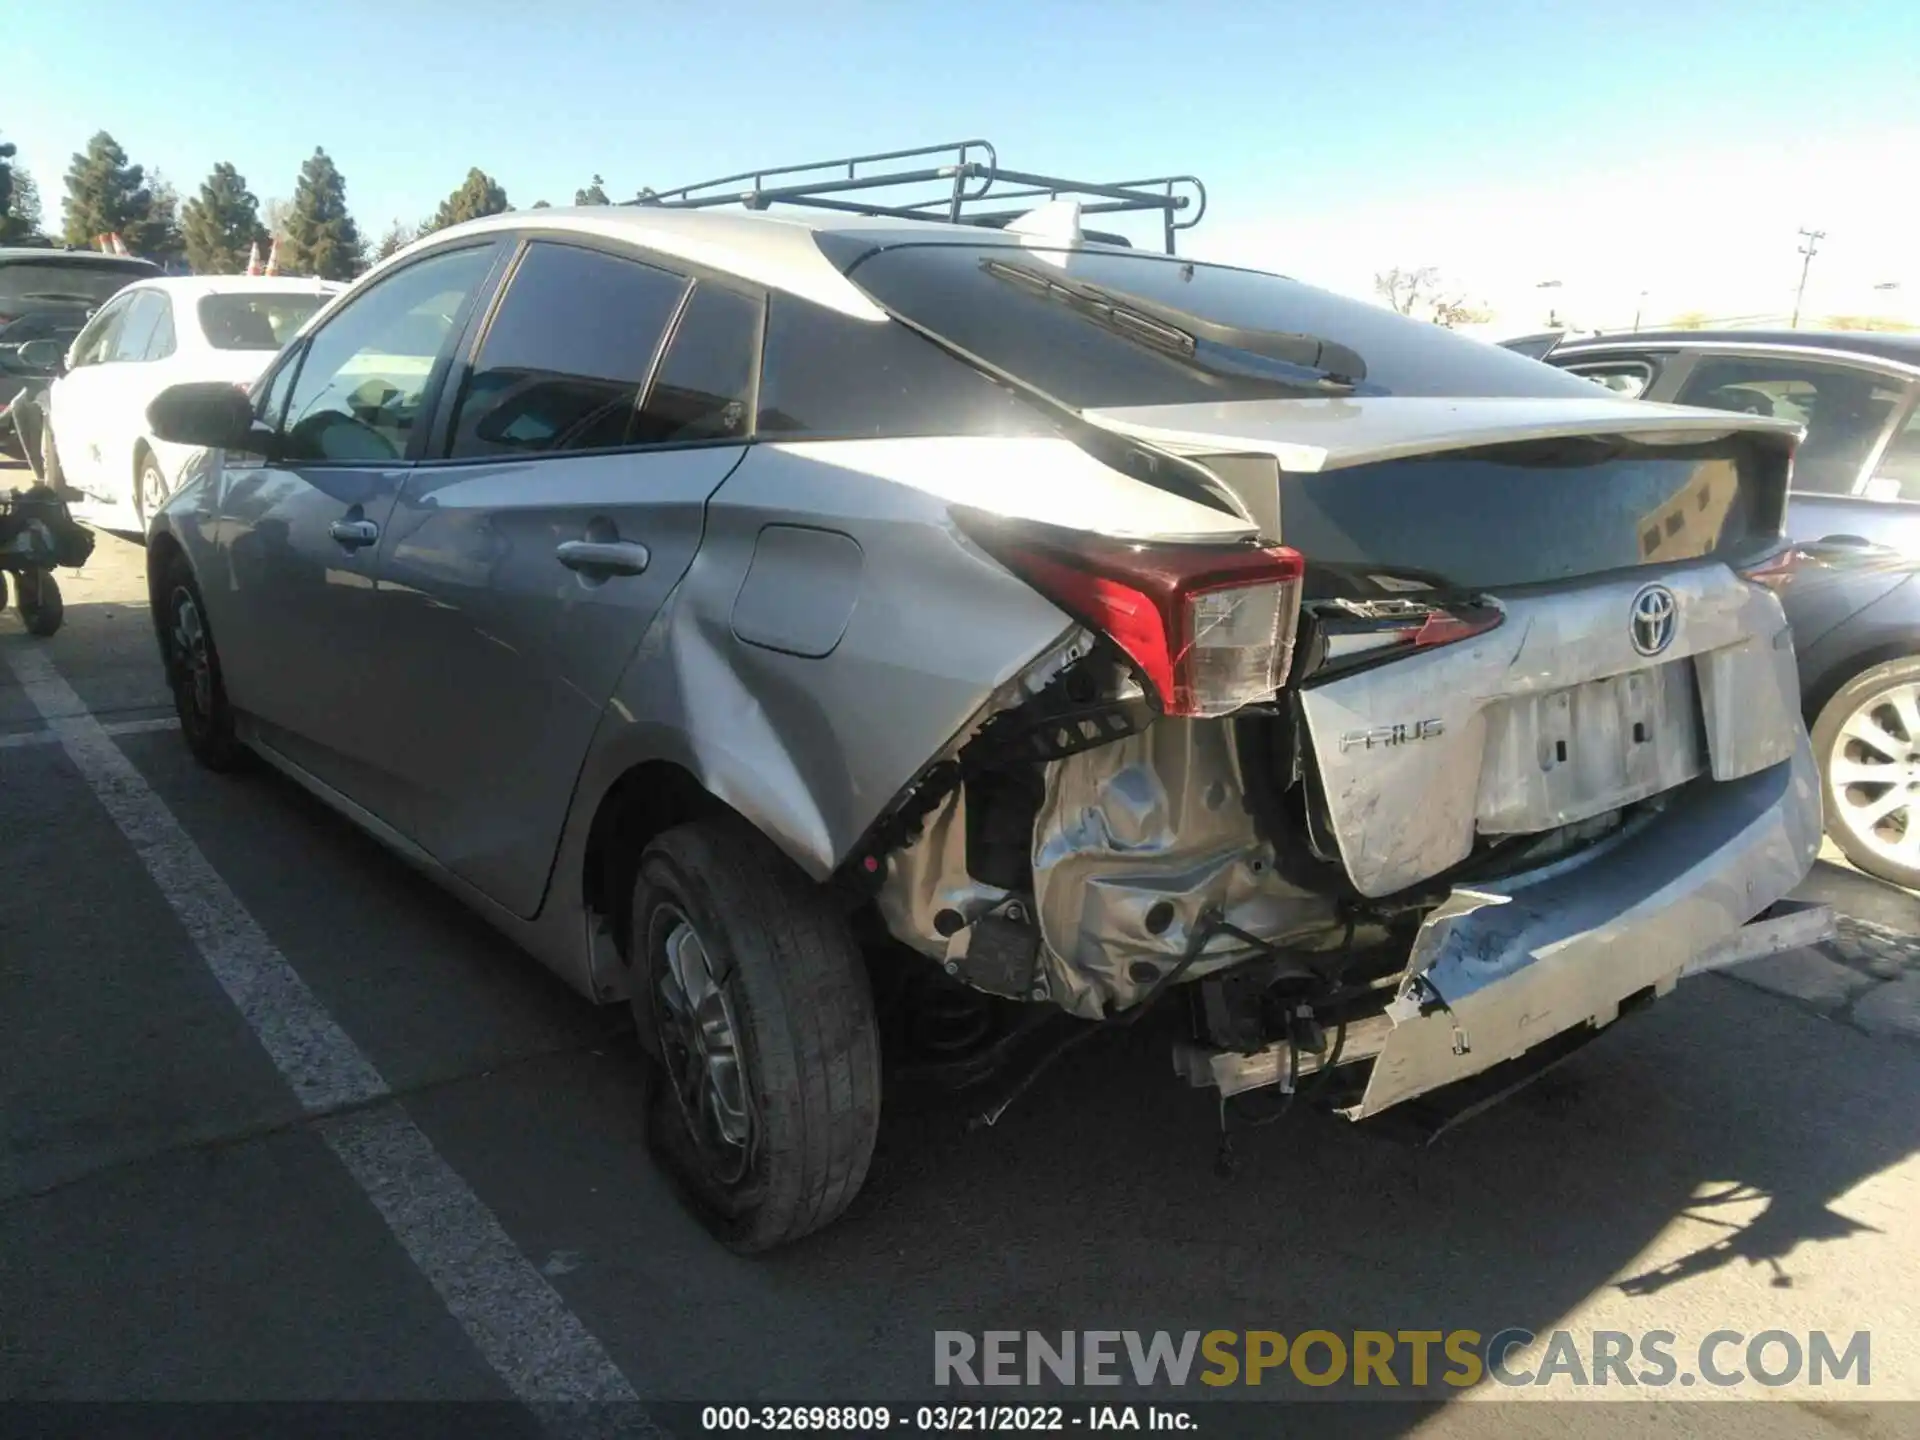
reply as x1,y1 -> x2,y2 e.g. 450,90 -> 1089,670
628,817 -> 882,1252
1813,656 -> 1920,889
135,449 -> 170,531
158,552 -> 245,771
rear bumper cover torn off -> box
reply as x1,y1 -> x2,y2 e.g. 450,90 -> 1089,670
1182,733 -> 1828,1119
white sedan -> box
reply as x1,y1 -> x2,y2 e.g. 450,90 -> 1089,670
44,275 -> 343,530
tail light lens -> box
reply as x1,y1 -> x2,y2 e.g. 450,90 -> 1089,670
1305,596 -> 1505,676
956,512 -> 1304,718
1740,546 -> 1805,592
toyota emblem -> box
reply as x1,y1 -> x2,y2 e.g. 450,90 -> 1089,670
1629,583 -> 1678,657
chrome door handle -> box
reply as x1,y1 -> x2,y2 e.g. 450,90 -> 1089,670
329,518 -> 380,549
556,539 -> 651,576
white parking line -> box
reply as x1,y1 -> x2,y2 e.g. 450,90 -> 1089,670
0,715 -> 180,749
1,644 -> 646,1410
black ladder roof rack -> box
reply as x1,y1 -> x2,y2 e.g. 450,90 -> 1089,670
630,140 -> 1207,255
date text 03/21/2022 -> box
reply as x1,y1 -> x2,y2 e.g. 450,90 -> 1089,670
699,1405 -> 1193,1432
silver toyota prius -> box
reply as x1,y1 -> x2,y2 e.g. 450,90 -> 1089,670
142,161 -> 1826,1251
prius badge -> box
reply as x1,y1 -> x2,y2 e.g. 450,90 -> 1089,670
1629,583 -> 1678,657
1339,718 -> 1445,753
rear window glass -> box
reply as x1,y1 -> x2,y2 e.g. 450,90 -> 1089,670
0,259 -> 155,308
837,243 -> 1606,410
198,293 -> 329,350
1273,437 -> 1781,596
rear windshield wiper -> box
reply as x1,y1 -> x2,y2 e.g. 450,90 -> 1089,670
982,258 -> 1371,393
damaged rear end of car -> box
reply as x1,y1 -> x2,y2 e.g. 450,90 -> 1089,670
826,235 -> 1829,1135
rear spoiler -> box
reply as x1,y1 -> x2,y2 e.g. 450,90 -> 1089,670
1080,395 -> 1805,474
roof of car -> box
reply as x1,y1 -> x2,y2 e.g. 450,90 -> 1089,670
380,204 -> 1153,320
0,246 -> 161,268
1555,328 -> 1920,366
119,274 -> 347,299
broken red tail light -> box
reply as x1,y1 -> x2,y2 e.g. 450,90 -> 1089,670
957,512 -> 1305,718
1305,597 -> 1505,676
1740,546 -> 1807,592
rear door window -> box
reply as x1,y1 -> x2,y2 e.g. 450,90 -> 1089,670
631,282 -> 761,445
1674,356 -> 1904,495
445,240 -> 689,459
145,297 -> 177,360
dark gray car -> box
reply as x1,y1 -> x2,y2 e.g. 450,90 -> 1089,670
1530,329 -> 1920,551
1522,329 -> 1920,888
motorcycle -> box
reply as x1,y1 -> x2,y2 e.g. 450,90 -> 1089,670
0,339 -> 92,636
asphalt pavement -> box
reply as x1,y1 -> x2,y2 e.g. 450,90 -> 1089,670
5,489 -> 1920,1438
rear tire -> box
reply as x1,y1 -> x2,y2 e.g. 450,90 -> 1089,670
628,816 -> 882,1252
158,552 -> 245,771
1812,656 -> 1920,889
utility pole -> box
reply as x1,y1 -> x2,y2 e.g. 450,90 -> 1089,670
1791,228 -> 1826,329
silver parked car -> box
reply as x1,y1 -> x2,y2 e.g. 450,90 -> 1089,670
144,145 -> 1827,1251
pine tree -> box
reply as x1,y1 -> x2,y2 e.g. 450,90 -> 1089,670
0,136 -> 14,234
10,168 -> 42,238
574,174 -> 610,206
135,170 -> 186,265
61,131 -> 154,249
181,163 -> 270,274
280,147 -> 364,281
372,219 -> 416,263
425,168 -> 509,233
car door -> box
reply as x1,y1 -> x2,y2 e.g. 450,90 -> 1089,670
46,290 -> 136,498
211,240 -> 508,806
87,289 -> 173,509
364,236 -> 762,916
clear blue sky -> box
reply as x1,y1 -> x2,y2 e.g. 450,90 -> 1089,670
10,0 -> 1918,319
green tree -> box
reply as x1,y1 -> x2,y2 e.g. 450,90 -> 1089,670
61,131 -> 154,249
9,168 -> 42,238
181,163 -> 270,274
426,167 -> 509,232
0,134 -> 15,234
280,147 -> 364,280
531,199 -> 552,209
372,219 -> 416,263
134,169 -> 186,264
574,174 -> 609,206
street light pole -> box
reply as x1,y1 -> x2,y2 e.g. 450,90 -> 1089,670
1791,228 -> 1826,329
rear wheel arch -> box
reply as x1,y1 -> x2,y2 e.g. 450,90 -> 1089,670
582,760 -> 735,966
145,530 -> 188,650
1803,634 -> 1920,724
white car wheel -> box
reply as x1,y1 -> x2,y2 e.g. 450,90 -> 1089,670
137,452 -> 170,527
